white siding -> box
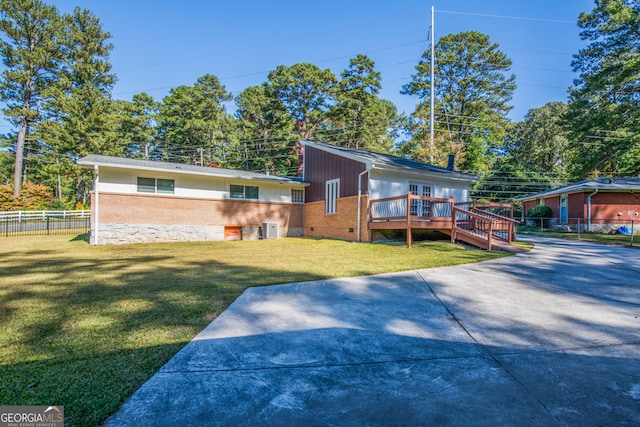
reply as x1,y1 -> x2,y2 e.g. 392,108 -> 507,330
98,167 -> 301,203
368,169 -> 471,203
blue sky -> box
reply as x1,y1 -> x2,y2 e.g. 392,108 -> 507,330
2,0 -> 596,134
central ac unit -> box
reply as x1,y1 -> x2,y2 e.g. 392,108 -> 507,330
262,222 -> 278,239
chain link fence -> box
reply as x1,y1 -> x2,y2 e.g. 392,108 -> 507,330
520,216 -> 638,246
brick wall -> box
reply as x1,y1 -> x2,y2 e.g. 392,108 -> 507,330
303,195 -> 369,241
93,192 -> 303,244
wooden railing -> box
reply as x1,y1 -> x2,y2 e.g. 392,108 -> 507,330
370,194 -> 454,223
455,201 -> 513,219
453,207 -> 496,250
452,206 -> 520,249
470,209 -> 520,243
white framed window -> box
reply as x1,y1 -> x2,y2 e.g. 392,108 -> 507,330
325,179 -> 340,214
291,188 -> 304,204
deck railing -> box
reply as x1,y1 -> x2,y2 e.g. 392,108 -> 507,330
370,194 -> 454,222
453,207 -> 496,249
470,209 -> 519,243
455,201 -> 514,219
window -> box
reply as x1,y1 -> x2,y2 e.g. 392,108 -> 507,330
230,184 -> 259,199
325,179 -> 340,214
137,177 -> 174,194
137,177 -> 156,193
291,188 -> 304,204
157,179 -> 174,194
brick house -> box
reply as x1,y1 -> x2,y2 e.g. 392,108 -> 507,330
78,155 -> 307,244
78,141 -> 479,245
517,177 -> 640,232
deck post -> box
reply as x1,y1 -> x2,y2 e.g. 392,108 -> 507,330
487,221 -> 494,250
406,193 -> 412,248
508,221 -> 513,243
449,198 -> 456,243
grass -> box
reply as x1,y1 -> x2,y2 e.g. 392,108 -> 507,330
517,227 -> 639,248
0,235 -> 509,426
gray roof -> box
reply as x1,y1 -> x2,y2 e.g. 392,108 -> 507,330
77,154 -> 308,185
303,141 -> 477,182
516,177 -> 640,201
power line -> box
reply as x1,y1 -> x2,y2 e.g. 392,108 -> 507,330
436,10 -> 575,24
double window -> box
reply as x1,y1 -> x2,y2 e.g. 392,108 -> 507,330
230,184 -> 259,199
137,177 -> 174,194
325,179 -> 340,214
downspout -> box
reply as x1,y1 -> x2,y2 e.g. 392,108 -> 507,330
357,166 -> 372,242
93,164 -> 99,245
586,189 -> 598,232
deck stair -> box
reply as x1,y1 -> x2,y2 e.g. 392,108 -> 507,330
449,204 -> 522,252
368,195 -> 522,251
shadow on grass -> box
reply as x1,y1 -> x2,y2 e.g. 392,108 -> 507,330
70,233 -> 90,243
0,343 -> 188,426
0,244 -> 329,426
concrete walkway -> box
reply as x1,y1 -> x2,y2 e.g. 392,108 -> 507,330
105,237 -> 640,426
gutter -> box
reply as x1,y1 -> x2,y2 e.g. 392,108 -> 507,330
93,165 -> 99,245
586,188 -> 598,232
357,166 -> 372,242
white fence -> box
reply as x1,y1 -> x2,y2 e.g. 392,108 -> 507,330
1,210 -> 91,237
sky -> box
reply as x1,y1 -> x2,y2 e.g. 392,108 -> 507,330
1,0 -> 596,134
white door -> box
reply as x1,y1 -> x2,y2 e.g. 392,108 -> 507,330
409,183 -> 432,217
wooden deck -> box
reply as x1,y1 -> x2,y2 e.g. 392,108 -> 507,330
368,194 -> 520,251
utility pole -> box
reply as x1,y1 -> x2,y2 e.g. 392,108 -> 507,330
429,5 -> 435,164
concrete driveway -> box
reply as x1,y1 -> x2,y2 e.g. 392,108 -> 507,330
105,236 -> 640,426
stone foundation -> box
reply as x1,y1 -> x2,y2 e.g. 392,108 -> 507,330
93,223 -> 304,245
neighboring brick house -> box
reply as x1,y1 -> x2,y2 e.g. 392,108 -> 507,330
517,177 -> 640,232
77,155 -> 307,244
78,141 -> 479,245
301,141 -> 477,242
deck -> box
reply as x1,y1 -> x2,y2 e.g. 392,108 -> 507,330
369,194 -> 520,251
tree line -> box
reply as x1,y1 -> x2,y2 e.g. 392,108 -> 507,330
0,0 -> 637,210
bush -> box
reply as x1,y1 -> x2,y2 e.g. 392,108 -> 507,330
527,205 -> 553,218
527,205 -> 553,228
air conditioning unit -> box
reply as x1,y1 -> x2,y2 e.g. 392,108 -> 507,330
262,222 -> 278,239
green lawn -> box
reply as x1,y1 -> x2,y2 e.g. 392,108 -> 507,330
0,235 -> 508,426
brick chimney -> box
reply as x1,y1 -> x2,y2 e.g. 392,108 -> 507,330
447,154 -> 455,171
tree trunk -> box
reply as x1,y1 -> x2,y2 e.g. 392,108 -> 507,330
13,121 -> 27,197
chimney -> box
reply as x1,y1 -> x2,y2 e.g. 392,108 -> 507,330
447,154 -> 455,171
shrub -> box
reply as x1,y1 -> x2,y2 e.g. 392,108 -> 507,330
527,205 -> 553,228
